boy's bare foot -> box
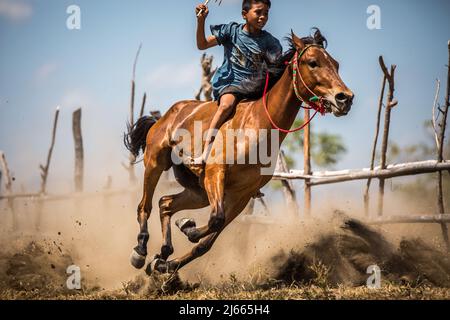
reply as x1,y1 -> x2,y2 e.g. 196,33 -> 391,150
183,156 -> 205,176
188,140 -> 213,166
190,155 -> 205,165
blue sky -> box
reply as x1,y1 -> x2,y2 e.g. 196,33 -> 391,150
0,0 -> 449,194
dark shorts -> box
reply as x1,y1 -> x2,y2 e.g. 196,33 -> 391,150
216,86 -> 245,105
216,85 -> 260,106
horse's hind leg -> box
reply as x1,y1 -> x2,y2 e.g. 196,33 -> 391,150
130,159 -> 166,269
153,194 -> 251,273
158,188 -> 209,260
152,232 -> 220,273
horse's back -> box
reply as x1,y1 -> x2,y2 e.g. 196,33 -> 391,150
164,97 -> 256,127
156,98 -> 258,150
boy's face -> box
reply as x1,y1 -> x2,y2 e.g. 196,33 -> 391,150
242,2 -> 269,31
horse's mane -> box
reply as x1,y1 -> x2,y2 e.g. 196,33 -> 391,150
239,27 -> 328,98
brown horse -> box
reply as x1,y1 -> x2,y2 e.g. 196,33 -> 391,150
125,30 -> 354,274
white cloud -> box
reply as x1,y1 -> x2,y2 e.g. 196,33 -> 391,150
144,61 -> 200,90
34,62 -> 58,83
0,0 -> 32,22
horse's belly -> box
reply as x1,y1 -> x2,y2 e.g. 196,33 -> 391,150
225,165 -> 262,191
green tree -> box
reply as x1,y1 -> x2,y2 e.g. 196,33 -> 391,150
283,118 -> 347,169
269,117 -> 347,191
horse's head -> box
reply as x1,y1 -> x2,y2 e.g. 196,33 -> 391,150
291,30 -> 354,117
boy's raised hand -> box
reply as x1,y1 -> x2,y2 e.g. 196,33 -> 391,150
196,4 -> 209,19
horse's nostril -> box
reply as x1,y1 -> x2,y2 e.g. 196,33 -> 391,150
335,92 -> 348,102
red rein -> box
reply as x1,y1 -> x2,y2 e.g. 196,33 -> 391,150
262,51 -> 326,134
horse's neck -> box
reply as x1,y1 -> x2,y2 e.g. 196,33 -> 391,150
261,66 -> 303,139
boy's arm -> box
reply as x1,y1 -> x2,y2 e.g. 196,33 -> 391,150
196,4 -> 218,50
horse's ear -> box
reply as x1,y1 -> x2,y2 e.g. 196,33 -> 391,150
291,29 -> 305,51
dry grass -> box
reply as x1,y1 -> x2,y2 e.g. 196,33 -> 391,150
2,207 -> 450,301
2,279 -> 450,300
2,263 -> 450,300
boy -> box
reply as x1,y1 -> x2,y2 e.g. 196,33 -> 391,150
192,0 -> 282,165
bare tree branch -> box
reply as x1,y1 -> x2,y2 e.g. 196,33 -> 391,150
128,43 -> 142,184
436,40 -> 450,251
364,63 -> 387,217
432,79 -> 441,151
139,92 -> 147,119
40,106 -> 60,194
377,57 -> 397,217
132,43 -> 142,81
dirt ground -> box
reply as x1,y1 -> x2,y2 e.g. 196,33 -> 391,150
1,178 -> 450,300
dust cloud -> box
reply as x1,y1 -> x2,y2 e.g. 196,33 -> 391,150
1,170 -> 449,297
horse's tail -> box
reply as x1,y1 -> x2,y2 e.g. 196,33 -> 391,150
123,116 -> 158,158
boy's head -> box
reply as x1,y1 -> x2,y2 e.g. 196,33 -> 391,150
242,0 -> 271,31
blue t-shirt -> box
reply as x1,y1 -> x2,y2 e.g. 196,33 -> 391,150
210,22 -> 282,100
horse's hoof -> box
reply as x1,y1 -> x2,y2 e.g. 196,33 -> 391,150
145,255 -> 167,275
187,230 -> 201,243
175,218 -> 196,231
130,249 -> 146,269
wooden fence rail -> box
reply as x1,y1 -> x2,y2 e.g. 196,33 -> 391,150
369,214 -> 450,225
273,160 -> 450,185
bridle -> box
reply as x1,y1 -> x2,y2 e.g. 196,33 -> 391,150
262,44 -> 327,134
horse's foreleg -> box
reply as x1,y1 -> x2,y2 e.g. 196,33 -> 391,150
175,168 -> 225,243
159,188 -> 209,260
130,162 -> 164,269
204,167 -> 226,231
177,193 -> 251,243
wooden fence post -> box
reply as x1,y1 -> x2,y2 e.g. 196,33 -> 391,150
0,151 -> 11,189
436,41 -> 450,250
126,43 -> 142,185
72,108 -> 84,192
40,106 -> 60,195
0,151 -> 17,230
139,93 -> 147,119
364,67 -> 387,217
377,57 -> 397,217
278,150 -> 299,218
36,106 -> 60,231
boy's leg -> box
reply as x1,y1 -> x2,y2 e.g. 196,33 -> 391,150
192,93 -> 238,164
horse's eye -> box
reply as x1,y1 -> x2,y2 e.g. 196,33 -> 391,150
308,60 -> 319,68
